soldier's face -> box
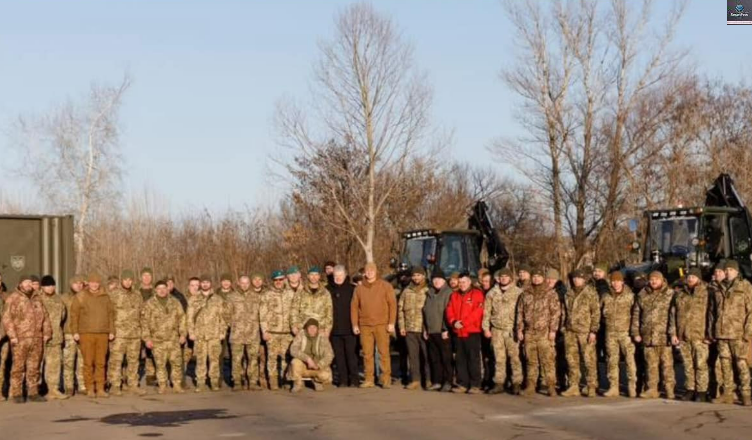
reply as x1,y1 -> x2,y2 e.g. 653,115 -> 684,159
518,271 -> 530,281
458,277 -> 472,291
141,273 -> 153,286
71,281 -> 83,293
411,273 -> 425,285
725,268 -> 739,281
573,277 -> 586,288
32,282 -> 40,291
531,274 -> 544,285
714,270 -> 725,282
593,269 -> 606,280
252,277 -> 264,289
200,280 -> 212,291
273,278 -> 286,289
188,280 -> 200,294
648,276 -> 662,289
687,275 -> 700,287
308,273 -> 321,285
546,278 -> 557,289
221,280 -> 232,290
611,280 -> 624,292
108,281 -> 118,290
480,275 -> 492,289
156,285 -> 168,297
499,275 -> 512,286
306,325 -> 319,337
449,278 -> 459,289
122,278 -> 133,289
432,277 -> 446,290
19,280 -> 33,293
42,285 -> 55,295
287,272 -> 301,284
238,277 -> 251,291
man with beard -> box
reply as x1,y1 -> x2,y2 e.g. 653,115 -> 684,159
601,271 -> 637,397
424,270 -> 453,392
138,268 -> 157,385
39,276 -> 68,400
517,265 -> 532,291
142,280 -> 187,394
398,266 -> 430,390
289,319 -> 334,393
187,277 -> 227,392
483,268 -> 523,395
2,275 -> 52,403
560,269 -> 600,398
260,271 -> 295,390
291,267 -> 333,337
60,275 -> 87,396
108,270 -> 146,396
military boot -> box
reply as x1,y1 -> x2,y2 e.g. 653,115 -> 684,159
665,389 -> 675,400
291,381 -> 304,393
194,385 -> 205,393
695,391 -> 708,403
313,382 -> 325,392
742,395 -> 752,406
510,384 -> 521,396
467,387 -> 482,395
603,387 -> 619,398
12,396 -> 25,404
585,386 -> 597,398
627,383 -> 637,398
28,394 -> 47,403
48,389 -> 69,400
547,385 -> 557,397
359,381 -> 375,389
96,390 -> 109,399
452,386 -> 468,394
680,390 -> 695,402
712,391 -> 735,404
561,385 -> 580,397
157,386 -> 168,395
519,382 -> 536,396
64,388 -> 75,398
248,383 -> 262,392
488,384 -> 505,395
173,385 -> 186,394
640,388 -> 659,399
405,381 -> 420,390
86,390 -> 96,399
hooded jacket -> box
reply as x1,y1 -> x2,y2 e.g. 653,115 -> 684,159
423,283 -> 453,334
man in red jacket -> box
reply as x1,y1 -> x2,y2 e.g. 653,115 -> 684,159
446,272 -> 484,394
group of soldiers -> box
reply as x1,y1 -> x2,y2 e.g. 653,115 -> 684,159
0,258 -> 751,407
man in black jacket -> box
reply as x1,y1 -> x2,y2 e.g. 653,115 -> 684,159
329,265 -> 359,387
424,270 -> 454,392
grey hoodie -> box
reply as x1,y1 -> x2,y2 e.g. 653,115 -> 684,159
423,284 -> 453,334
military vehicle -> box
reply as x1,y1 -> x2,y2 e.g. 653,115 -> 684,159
627,174 -> 752,282
390,201 -> 509,280
0,215 -> 75,290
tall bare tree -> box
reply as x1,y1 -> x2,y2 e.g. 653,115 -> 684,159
276,3 -> 434,263
13,75 -> 132,272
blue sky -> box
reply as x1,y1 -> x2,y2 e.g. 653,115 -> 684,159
0,0 -> 749,213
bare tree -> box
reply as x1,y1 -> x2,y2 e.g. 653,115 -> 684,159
12,75 -> 132,272
276,3 -> 434,263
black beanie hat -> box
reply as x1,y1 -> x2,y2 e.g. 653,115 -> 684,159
40,275 -> 56,287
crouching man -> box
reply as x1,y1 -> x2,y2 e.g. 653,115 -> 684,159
289,318 -> 334,393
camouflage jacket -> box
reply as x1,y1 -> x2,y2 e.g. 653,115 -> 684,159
601,286 -> 635,335
227,288 -> 261,344
109,287 -> 143,339
671,281 -> 711,342
40,293 -> 66,345
2,290 -> 52,341
260,285 -> 295,334
398,283 -> 429,333
482,284 -> 522,333
711,277 -> 752,341
215,288 -> 234,303
0,295 -> 4,339
141,296 -> 187,343
187,293 -> 227,341
60,291 -> 80,335
631,283 -> 676,346
291,284 -> 333,333
516,284 -> 561,336
563,285 -> 600,334
289,332 -> 334,368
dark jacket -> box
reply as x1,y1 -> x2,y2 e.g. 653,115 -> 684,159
330,277 -> 355,336
423,284 -> 452,334
171,289 -> 188,312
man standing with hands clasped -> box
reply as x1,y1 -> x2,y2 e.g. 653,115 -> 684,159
351,262 -> 396,389
446,272 -> 485,394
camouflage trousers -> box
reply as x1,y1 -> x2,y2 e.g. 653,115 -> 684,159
184,340 -> 194,371
43,343 -> 63,393
644,345 -> 675,394
678,340 -> 709,392
63,334 -> 86,392
606,332 -> 636,391
717,339 -> 751,396
564,331 -> 597,389
195,339 -> 222,388
258,341 -> 268,387
289,358 -> 332,384
266,333 -> 293,386
153,341 -> 183,388
142,346 -> 156,378
0,338 -> 10,391
231,341 -> 260,388
10,338 -> 43,397
491,329 -> 522,385
524,334 -> 556,387
108,338 -> 141,390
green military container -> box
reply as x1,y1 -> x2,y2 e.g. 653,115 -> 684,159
0,215 -> 75,292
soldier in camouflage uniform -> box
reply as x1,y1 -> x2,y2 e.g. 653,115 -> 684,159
216,273 -> 234,382
670,268 -> 711,402
141,280 -> 187,394
2,275 -> 52,403
517,268 -> 561,397
108,270 -> 146,396
251,274 -> 269,389
517,265 -> 532,291
227,274 -> 262,391
560,269 -> 600,398
188,279 -> 227,392
260,270 -> 295,390
632,271 -> 676,399
710,260 -> 752,406
483,268 -> 523,395
138,267 -> 157,385
61,275 -> 87,395
39,276 -> 68,400
291,267 -> 333,337
0,290 -> 5,397
286,266 -> 305,298
707,262 -> 726,399
601,271 -> 636,397
398,266 -> 430,390
289,318 -> 334,393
